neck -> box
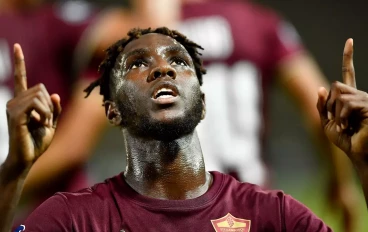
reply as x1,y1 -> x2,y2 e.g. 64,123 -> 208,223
123,130 -> 211,200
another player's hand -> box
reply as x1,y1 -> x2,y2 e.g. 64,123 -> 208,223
317,39 -> 368,168
6,44 -> 61,171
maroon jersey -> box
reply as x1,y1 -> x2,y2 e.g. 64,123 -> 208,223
180,0 -> 303,185
0,1 -> 98,200
20,171 -> 331,231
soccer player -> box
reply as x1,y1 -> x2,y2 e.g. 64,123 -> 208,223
179,0 -> 358,229
1,27 -> 368,231
0,0 -> 180,223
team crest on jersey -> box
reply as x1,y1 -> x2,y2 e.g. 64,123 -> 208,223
211,213 -> 250,232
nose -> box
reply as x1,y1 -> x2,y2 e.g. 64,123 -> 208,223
147,65 -> 176,82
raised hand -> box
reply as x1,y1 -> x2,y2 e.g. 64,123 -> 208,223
6,44 -> 62,170
317,39 -> 368,166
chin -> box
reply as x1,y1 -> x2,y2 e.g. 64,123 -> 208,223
121,94 -> 204,141
131,110 -> 200,141
151,109 -> 186,124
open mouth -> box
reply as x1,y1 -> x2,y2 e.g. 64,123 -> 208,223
151,83 -> 179,105
152,83 -> 179,99
154,88 -> 178,99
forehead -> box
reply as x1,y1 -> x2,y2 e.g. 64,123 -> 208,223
122,33 -> 187,55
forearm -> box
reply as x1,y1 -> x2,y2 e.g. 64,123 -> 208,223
328,144 -> 355,186
353,159 -> 368,208
0,158 -> 30,232
131,0 -> 180,27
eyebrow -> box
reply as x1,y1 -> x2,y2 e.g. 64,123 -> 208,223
122,44 -> 189,63
123,48 -> 150,60
161,45 -> 188,55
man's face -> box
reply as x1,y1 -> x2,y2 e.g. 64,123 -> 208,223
109,33 -> 205,140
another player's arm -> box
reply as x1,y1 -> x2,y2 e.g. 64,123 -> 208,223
81,0 -> 181,59
100,0 -> 180,51
0,44 -> 61,232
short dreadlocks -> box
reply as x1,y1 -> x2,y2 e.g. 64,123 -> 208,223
84,27 -> 207,103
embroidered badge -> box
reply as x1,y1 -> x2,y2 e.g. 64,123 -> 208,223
211,213 -> 250,232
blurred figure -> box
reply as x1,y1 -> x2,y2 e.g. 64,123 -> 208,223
178,0 -> 359,231
0,0 -> 179,223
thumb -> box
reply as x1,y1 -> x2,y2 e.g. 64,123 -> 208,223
317,87 -> 329,127
50,94 -> 62,128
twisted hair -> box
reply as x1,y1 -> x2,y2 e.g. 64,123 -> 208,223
84,27 -> 207,102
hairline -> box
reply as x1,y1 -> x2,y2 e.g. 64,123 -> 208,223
120,35 -> 194,65
113,38 -> 195,80
83,27 -> 206,103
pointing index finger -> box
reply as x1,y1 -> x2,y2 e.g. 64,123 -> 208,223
13,43 -> 27,96
342,38 -> 356,88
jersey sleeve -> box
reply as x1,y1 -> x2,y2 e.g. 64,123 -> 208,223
265,14 -> 304,70
283,194 -> 332,231
19,194 -> 72,231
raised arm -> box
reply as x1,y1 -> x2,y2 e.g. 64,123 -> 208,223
317,39 -> 368,206
277,52 -> 359,231
0,44 -> 61,232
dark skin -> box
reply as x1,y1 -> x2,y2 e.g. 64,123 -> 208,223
105,34 -> 211,200
317,39 -> 368,206
0,44 -> 61,232
1,35 -> 368,231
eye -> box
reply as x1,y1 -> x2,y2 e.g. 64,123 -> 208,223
130,59 -> 147,70
171,58 -> 187,66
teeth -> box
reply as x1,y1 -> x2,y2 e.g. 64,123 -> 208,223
157,88 -> 173,94
154,87 -> 176,99
157,95 -> 173,99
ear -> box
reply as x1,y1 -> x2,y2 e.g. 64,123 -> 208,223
201,92 -> 206,120
104,100 -> 122,126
